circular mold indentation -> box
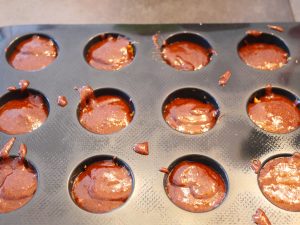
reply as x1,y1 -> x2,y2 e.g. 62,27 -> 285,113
84,33 -> 135,71
163,154 -> 228,213
77,88 -> 134,135
258,153 -> 300,211
247,87 -> 300,134
162,88 -> 219,135
0,156 -> 38,213
238,33 -> 289,70
69,155 -> 134,214
6,33 -> 58,71
160,32 -> 213,71
0,89 -> 49,135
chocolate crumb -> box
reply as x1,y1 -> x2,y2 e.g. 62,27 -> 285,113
7,86 -> 17,91
159,167 -> 169,174
0,137 -> 16,159
253,208 -> 271,225
218,70 -> 232,86
246,30 -> 263,37
57,96 -> 68,107
133,142 -> 149,155
251,159 -> 261,174
19,80 -> 30,91
267,25 -> 284,33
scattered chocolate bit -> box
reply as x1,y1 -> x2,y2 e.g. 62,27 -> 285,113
19,80 -> 30,91
159,167 -> 169,174
7,35 -> 57,71
0,140 -> 38,213
258,153 -> 300,211
218,70 -> 232,86
85,35 -> 134,71
70,159 -> 132,213
77,85 -> 134,134
165,161 -> 226,212
18,143 -> 27,161
252,208 -> 271,225
76,85 -> 94,106
246,30 -> 263,37
267,25 -> 284,33
0,137 -> 16,159
57,96 -> 68,107
248,85 -> 300,134
210,49 -> 218,55
133,142 -> 149,155
251,159 -> 261,174
7,86 -> 17,91
152,33 -> 161,49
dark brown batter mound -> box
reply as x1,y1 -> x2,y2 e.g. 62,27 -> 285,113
71,160 -> 132,213
258,153 -> 300,211
161,41 -> 211,71
163,98 -> 218,134
0,138 -> 38,213
253,208 -> 271,225
247,88 -> 300,134
0,91 -> 49,135
165,161 -> 226,212
7,35 -> 57,71
77,86 -> 133,134
239,42 -> 288,70
85,35 -> 134,71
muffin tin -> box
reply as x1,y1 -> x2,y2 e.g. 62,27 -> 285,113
0,23 -> 299,225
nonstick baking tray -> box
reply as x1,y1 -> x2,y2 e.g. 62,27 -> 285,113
0,23 -> 299,225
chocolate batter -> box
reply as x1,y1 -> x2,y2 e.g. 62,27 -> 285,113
77,86 -> 134,134
133,142 -> 149,155
85,35 -> 134,71
163,98 -> 218,134
247,87 -> 300,133
7,35 -> 57,71
161,41 -> 212,71
0,138 -> 38,213
165,161 -> 226,212
0,84 -> 49,135
258,153 -> 300,211
239,40 -> 288,70
71,159 -> 132,213
57,96 -> 68,107
253,208 -> 271,225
